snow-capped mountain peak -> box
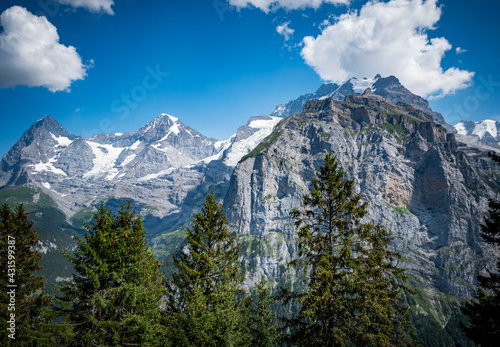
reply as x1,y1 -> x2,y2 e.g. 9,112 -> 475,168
218,115 -> 282,167
454,119 -> 500,150
455,119 -> 498,139
350,76 -> 380,93
270,74 -> 446,126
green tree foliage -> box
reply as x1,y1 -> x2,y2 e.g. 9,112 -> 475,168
164,192 -> 251,346
55,201 -> 167,346
249,276 -> 280,347
461,153 -> 500,346
0,203 -> 52,345
283,153 -> 415,346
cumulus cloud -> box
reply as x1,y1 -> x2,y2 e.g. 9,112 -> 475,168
56,0 -> 115,15
0,6 -> 88,92
229,0 -> 349,13
276,21 -> 295,41
301,0 -> 474,98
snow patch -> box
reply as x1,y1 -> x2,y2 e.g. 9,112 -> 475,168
120,153 -> 136,167
454,122 -> 467,136
350,76 -> 378,93
249,117 -> 281,129
83,141 -> 125,180
200,136 -> 235,164
41,182 -> 51,190
165,114 -> 179,122
214,136 -> 234,151
223,116 -> 282,167
157,120 -> 181,142
32,159 -> 67,176
130,140 -> 141,150
36,241 -> 58,254
138,168 -> 176,182
51,133 -> 73,147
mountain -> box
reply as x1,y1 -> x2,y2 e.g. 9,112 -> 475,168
217,115 -> 283,167
454,119 -> 500,151
0,113 -> 221,225
225,89 -> 498,343
0,112 -> 281,292
1,76 -> 498,343
271,74 -> 448,128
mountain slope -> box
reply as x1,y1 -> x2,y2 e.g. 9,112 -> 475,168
224,89 -> 498,341
0,110 -> 286,254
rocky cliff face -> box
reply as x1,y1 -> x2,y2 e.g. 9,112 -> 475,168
224,89 -> 498,328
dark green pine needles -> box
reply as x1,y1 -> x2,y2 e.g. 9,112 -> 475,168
164,191 -> 251,346
55,201 -> 167,346
0,203 -> 52,346
284,153 -> 416,346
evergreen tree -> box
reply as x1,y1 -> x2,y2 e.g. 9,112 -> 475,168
460,153 -> 500,346
164,192 -> 251,346
0,203 -> 52,346
283,153 -> 415,346
55,201 -> 167,346
249,276 -> 280,347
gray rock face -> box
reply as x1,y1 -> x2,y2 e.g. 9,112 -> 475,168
224,92 -> 498,326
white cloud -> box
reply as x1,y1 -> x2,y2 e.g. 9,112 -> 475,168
301,0 -> 474,98
455,47 -> 467,54
276,21 -> 295,41
56,0 -> 115,15
0,6 -> 88,92
229,0 -> 349,13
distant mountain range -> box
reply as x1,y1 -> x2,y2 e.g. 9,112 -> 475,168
1,75 -> 498,344
454,119 -> 500,150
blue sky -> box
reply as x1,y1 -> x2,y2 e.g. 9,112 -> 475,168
0,0 -> 499,157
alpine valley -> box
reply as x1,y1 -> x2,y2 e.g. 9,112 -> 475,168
1,75 -> 498,345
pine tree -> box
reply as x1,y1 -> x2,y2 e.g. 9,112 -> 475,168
164,191 -> 251,346
0,203 -> 52,345
283,153 -> 415,346
55,201 -> 167,346
249,276 -> 280,347
460,153 -> 500,346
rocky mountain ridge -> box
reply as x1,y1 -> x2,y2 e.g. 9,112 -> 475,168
271,75 -> 447,127
224,89 -> 498,338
